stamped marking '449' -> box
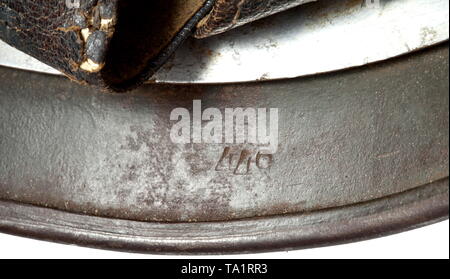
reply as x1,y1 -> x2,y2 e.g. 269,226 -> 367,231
215,147 -> 273,175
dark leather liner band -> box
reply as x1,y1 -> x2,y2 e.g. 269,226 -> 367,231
195,0 -> 316,38
1,0 -> 314,91
0,0 -> 213,92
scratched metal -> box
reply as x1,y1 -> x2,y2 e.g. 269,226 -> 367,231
0,179 -> 447,254
0,44 -> 448,253
0,43 -> 448,230
0,0 -> 448,83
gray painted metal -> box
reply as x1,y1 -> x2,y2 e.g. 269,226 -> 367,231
0,43 -> 448,253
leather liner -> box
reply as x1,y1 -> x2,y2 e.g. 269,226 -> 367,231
0,0 -> 316,91
0,0 -> 213,92
195,0 -> 316,38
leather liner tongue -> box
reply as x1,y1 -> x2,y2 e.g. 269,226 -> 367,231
0,0 -> 211,92
100,0 -> 211,91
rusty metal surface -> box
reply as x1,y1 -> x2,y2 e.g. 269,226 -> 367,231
0,43 -> 448,253
0,179 -> 447,254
